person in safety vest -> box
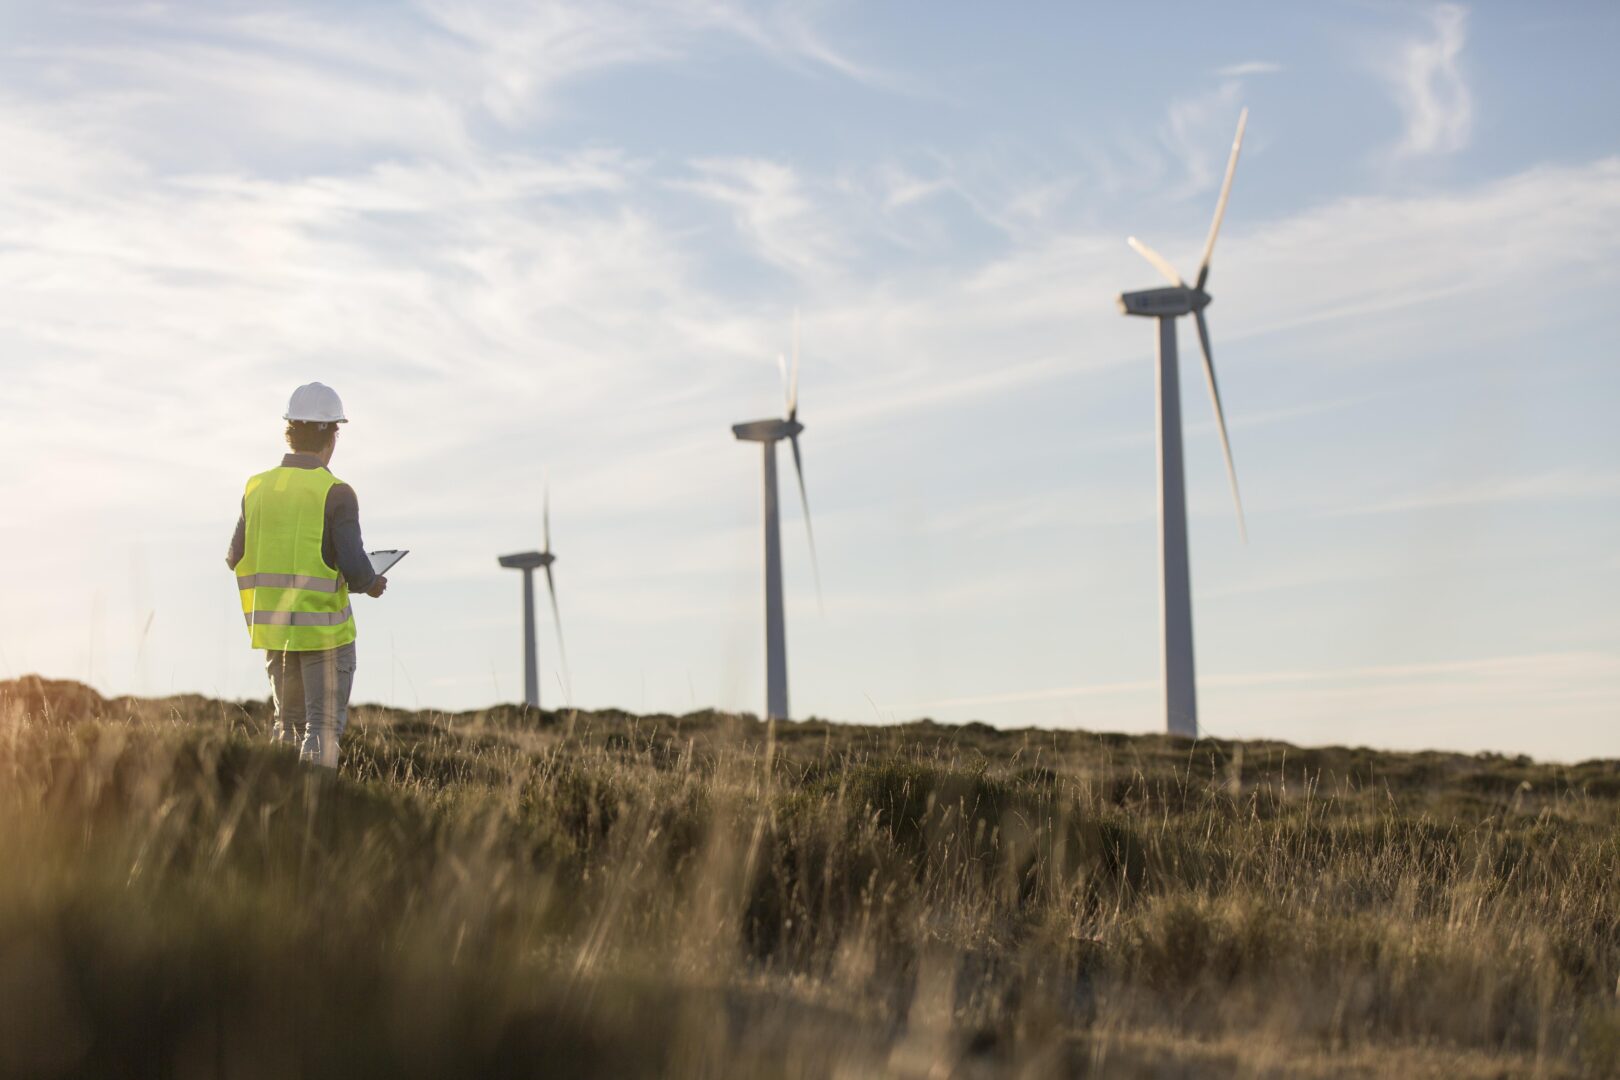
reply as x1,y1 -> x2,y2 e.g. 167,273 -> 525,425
226,382 -> 387,769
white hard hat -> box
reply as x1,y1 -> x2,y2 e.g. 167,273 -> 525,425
284,382 -> 348,423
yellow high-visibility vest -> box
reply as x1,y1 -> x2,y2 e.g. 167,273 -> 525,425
236,466 -> 356,651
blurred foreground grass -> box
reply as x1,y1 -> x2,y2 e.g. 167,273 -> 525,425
1,675 -> 1617,1078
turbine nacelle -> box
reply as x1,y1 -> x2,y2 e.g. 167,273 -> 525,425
498,551 -> 555,570
732,418 -> 804,443
1117,286 -> 1211,319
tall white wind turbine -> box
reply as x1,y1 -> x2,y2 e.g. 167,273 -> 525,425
732,314 -> 821,721
498,489 -> 570,709
1116,108 -> 1249,739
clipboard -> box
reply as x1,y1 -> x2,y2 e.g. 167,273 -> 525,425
367,549 -> 409,576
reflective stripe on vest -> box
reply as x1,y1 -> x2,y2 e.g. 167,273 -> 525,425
237,465 -> 356,651
245,606 -> 355,627
236,573 -> 341,593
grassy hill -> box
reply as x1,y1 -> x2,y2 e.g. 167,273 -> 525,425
1,674 -> 1617,1078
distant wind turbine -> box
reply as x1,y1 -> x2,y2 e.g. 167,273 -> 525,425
498,489 -> 570,710
1116,108 -> 1250,739
732,313 -> 821,721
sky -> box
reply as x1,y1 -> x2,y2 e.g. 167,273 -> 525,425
1,0 -> 1617,761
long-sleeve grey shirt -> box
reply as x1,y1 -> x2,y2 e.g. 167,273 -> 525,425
226,453 -> 377,592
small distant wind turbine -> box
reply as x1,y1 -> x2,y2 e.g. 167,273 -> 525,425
732,313 -> 821,721
1116,108 -> 1250,740
498,489 -> 570,710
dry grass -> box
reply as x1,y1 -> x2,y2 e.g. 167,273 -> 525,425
1,674 -> 1617,1078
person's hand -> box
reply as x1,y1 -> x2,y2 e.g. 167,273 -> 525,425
365,575 -> 388,598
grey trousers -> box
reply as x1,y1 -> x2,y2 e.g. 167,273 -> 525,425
265,643 -> 357,769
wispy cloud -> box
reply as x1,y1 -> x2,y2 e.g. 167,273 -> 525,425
671,157 -> 845,277
1214,61 -> 1281,77
420,0 -> 681,124
10,0 -> 893,159
1160,80 -> 1245,197
947,171 -> 1080,241
872,162 -> 951,211
1217,156 -> 1620,344
699,1 -> 910,94
1383,3 -> 1472,157
1327,469 -> 1620,517
418,0 -> 902,123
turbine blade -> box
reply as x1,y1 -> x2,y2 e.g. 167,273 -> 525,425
778,352 -> 790,416
543,562 -> 572,701
789,433 -> 823,611
542,486 -> 551,553
788,308 -> 801,420
1127,236 -> 1184,287
1194,309 -> 1247,542
1196,107 -> 1248,291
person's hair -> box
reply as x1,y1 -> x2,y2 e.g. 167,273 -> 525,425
286,421 -> 338,453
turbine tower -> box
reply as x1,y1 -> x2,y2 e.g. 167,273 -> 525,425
498,490 -> 569,710
732,314 -> 820,721
1116,108 -> 1249,739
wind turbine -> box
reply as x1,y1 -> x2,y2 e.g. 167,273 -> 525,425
497,489 -> 570,710
732,313 -> 820,721
1116,108 -> 1249,740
